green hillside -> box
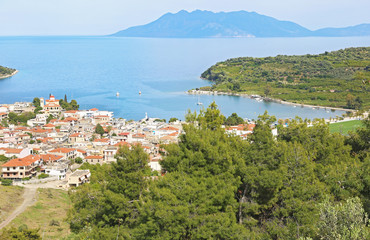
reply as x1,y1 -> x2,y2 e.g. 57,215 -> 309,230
201,47 -> 370,109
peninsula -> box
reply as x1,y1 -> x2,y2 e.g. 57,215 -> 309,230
200,47 -> 370,110
0,66 -> 17,79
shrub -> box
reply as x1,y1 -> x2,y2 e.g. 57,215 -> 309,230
49,219 -> 60,226
38,173 -> 49,179
1,179 -> 13,186
74,157 -> 83,164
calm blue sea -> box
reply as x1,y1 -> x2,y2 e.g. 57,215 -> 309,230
0,36 -> 369,120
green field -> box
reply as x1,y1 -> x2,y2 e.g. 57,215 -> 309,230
8,188 -> 71,239
329,120 -> 363,134
0,186 -> 24,223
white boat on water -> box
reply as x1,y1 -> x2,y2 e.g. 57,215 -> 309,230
197,96 -> 203,105
139,91 -> 141,95
116,92 -> 120,97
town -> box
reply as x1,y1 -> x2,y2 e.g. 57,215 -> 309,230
0,95 -> 258,188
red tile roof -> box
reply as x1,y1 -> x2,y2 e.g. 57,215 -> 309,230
49,148 -> 75,154
159,126 -> 179,131
85,155 -> 103,159
94,138 -> 109,142
2,155 -> 39,167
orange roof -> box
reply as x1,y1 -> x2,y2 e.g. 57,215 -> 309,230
118,132 -> 130,136
40,154 -> 63,162
43,124 -> 55,128
31,128 -> 50,133
90,108 -> 98,111
44,103 -> 60,108
65,110 -> 78,113
114,141 -> 130,147
76,149 -> 87,154
0,112 -> 8,116
5,148 -> 23,154
64,117 -> 78,122
49,148 -> 75,154
160,135 -> 174,140
132,133 -> 145,138
2,155 -> 39,167
85,155 -> 103,159
70,133 -> 83,137
94,138 -> 109,142
40,137 -> 53,143
168,132 -> 179,137
159,126 -> 179,131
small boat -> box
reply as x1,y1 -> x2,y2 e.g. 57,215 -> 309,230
197,96 -> 203,105
116,92 -> 120,97
139,91 -> 141,95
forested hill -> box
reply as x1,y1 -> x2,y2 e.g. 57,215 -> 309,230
0,65 -> 17,79
201,47 -> 370,110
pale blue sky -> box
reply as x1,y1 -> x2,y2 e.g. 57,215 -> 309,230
0,0 -> 369,36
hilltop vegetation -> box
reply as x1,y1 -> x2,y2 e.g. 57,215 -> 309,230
0,66 -> 16,79
201,47 -> 370,110
68,103 -> 369,239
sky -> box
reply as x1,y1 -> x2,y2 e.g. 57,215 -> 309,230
0,0 -> 369,36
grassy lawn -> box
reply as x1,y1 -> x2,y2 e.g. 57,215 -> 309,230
329,120 -> 363,135
9,188 -> 71,239
0,186 -> 24,223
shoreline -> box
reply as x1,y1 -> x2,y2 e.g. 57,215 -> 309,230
187,89 -> 356,113
0,70 -> 18,80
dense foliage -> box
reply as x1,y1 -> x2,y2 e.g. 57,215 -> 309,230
0,65 -> 16,78
59,99 -> 79,110
5,112 -> 36,125
0,226 -> 41,240
69,103 -> 369,239
201,47 -> 370,110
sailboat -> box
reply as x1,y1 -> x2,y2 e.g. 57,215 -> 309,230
197,96 -> 203,105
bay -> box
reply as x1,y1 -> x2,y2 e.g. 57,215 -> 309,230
0,36 -> 369,120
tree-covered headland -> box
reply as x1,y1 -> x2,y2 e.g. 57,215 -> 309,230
68,102 -> 369,239
200,47 -> 370,110
0,65 -> 17,79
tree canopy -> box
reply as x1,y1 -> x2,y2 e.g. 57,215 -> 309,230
69,103 -> 370,239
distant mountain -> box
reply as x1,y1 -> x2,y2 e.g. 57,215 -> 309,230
111,10 -> 370,38
312,24 -> 370,37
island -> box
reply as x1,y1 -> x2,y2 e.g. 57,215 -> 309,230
112,10 -> 370,38
199,47 -> 370,110
0,65 -> 17,79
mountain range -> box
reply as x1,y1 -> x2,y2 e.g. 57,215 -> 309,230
112,10 -> 370,38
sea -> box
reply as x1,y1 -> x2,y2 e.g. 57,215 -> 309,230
0,36 -> 369,120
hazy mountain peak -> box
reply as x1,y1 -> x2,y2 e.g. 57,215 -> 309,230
112,10 -> 370,38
